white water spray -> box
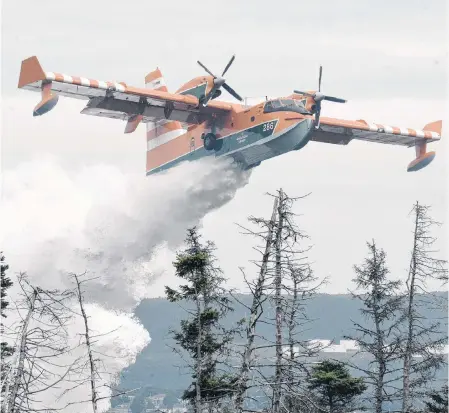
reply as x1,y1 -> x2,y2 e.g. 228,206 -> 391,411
0,154 -> 251,411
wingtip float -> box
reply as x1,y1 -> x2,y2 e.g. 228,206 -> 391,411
18,55 -> 442,174
405,120 -> 442,172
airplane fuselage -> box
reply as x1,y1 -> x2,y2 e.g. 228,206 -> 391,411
146,99 -> 315,175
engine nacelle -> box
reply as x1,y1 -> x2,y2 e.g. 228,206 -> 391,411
298,92 -> 318,113
175,76 -> 214,100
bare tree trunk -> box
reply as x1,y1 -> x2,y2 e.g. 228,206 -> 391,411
7,289 -> 37,413
273,189 -> 284,413
234,196 -> 279,412
402,206 -> 419,413
369,245 -> 386,413
402,291 -> 414,413
286,267 -> 298,413
195,285 -> 203,413
400,202 -> 447,411
373,275 -> 386,413
74,275 -> 98,413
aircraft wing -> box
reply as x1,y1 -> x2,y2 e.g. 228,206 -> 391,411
310,116 -> 442,171
18,56 -> 233,132
312,117 -> 441,146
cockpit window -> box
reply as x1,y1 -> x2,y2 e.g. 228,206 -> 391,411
263,99 -> 310,115
272,100 -> 282,108
281,99 -> 295,107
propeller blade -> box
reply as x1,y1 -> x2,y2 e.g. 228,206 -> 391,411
222,55 -> 235,77
324,95 -> 346,103
223,83 -> 243,101
293,90 -> 314,97
318,65 -> 322,92
197,60 -> 216,77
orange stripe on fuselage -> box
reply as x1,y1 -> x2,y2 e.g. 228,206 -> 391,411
146,123 -> 210,170
146,132 -> 193,171
146,109 -> 308,171
147,121 -> 185,140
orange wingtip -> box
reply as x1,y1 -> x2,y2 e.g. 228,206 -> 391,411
18,56 -> 46,88
423,120 -> 442,135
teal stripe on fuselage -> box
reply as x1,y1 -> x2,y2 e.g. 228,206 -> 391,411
146,118 -> 312,176
146,119 -> 278,175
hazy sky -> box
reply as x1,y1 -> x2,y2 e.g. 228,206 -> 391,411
1,0 -> 448,297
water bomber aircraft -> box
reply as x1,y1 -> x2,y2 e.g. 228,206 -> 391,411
18,55 -> 442,175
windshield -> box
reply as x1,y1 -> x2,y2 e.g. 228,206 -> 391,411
263,99 -> 310,115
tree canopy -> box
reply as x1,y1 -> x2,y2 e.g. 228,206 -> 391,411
308,360 -> 367,413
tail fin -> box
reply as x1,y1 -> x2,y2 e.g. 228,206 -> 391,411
407,120 -> 442,172
144,68 -> 185,175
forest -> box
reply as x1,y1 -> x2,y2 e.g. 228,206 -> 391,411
1,189 -> 448,413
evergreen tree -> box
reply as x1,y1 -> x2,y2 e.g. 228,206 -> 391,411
307,360 -> 366,413
423,384 -> 448,413
1,253 -> 13,317
345,241 -> 404,412
165,227 -> 238,413
1,252 -> 14,403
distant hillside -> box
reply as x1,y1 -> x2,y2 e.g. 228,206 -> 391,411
118,292 -> 447,392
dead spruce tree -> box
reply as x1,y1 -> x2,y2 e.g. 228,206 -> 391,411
63,273 -> 137,413
272,189 -> 285,413
165,227 -> 238,413
71,273 -> 100,413
270,190 -> 322,413
282,261 -> 323,413
344,240 -> 405,413
401,202 -> 448,413
233,195 -> 279,413
3,273 -> 74,413
234,189 -> 321,413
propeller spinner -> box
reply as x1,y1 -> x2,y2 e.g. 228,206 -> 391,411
294,65 -> 346,128
197,55 -> 243,106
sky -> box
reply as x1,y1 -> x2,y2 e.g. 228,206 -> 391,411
1,0 -> 448,300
